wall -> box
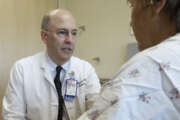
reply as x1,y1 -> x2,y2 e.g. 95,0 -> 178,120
59,0 -> 136,79
0,0 -> 137,119
0,0 -> 56,119
59,0 -> 66,9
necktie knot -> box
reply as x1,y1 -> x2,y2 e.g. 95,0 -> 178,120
56,66 -> 62,73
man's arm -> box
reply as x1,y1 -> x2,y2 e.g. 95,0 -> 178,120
84,64 -> 101,110
2,62 -> 26,120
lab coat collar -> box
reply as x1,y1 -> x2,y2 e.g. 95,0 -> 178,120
64,57 -> 77,80
40,52 -> 74,88
45,53 -> 70,73
39,52 -> 55,88
40,52 -> 76,120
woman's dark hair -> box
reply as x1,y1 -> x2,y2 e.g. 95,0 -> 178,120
145,0 -> 180,32
158,0 -> 180,32
127,0 -> 180,32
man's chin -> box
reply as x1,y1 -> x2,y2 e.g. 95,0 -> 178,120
62,54 -> 72,61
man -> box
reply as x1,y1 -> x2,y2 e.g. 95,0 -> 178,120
2,9 -> 101,120
78,0 -> 180,119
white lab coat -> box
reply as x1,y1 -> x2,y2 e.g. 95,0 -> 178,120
2,52 -> 101,120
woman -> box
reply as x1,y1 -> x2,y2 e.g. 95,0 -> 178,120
78,0 -> 180,119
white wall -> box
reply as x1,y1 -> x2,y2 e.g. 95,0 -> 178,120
0,0 -> 56,119
59,0 -> 136,79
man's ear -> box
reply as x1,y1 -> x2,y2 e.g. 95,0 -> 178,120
41,30 -> 48,44
155,0 -> 166,15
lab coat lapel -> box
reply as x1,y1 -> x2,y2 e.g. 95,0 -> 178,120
63,63 -> 81,120
63,69 -> 75,119
40,53 -> 55,89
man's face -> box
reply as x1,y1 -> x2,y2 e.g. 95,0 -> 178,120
43,14 -> 77,63
129,0 -> 155,51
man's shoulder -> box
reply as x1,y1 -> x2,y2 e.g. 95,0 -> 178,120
15,52 -> 45,67
70,56 -> 93,69
71,56 -> 90,65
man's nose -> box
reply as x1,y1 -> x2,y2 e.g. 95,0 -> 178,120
65,32 -> 73,43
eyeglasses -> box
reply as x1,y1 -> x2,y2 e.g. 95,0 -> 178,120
45,28 -> 78,39
56,29 -> 78,37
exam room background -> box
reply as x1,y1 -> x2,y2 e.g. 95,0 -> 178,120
0,0 -> 136,119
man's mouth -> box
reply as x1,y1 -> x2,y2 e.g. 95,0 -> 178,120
62,48 -> 73,53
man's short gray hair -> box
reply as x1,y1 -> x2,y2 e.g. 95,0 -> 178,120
41,13 -> 51,31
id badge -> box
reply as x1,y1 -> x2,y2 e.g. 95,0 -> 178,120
64,78 -> 77,102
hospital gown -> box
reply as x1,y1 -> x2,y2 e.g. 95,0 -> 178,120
78,33 -> 180,120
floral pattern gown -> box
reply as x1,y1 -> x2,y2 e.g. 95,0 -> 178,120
78,34 -> 180,120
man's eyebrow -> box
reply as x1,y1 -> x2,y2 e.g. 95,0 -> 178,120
56,28 -> 78,31
56,28 -> 66,31
72,28 -> 78,31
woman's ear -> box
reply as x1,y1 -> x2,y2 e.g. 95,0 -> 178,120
155,0 -> 166,15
